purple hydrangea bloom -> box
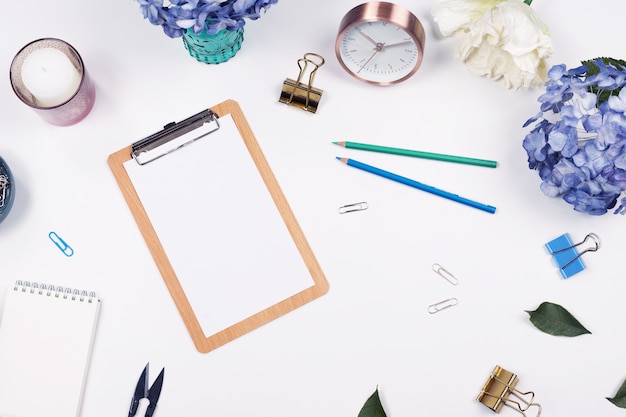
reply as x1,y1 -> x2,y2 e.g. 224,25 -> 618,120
136,0 -> 279,38
523,57 -> 626,215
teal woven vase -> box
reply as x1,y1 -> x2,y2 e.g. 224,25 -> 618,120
182,26 -> 244,64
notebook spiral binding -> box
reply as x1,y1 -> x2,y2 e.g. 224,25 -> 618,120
13,281 -> 97,303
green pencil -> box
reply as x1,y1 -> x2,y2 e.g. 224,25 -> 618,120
333,141 -> 498,168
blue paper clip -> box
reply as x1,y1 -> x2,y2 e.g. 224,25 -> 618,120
48,231 -> 74,257
545,233 -> 600,278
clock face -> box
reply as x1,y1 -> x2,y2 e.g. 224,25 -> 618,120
338,20 -> 421,85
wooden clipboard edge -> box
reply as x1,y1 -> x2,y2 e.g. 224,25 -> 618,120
108,144 -> 207,348
108,99 -> 328,353
213,100 -> 329,290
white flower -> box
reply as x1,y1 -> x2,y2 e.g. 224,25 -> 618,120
432,0 -> 553,90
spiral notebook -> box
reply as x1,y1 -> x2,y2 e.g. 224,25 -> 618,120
0,281 -> 101,417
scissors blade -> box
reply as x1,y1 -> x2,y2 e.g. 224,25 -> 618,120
145,368 -> 165,417
128,363 -> 149,417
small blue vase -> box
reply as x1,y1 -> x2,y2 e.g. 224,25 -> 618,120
182,26 -> 244,64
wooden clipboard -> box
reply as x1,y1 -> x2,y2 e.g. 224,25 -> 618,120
108,99 -> 328,353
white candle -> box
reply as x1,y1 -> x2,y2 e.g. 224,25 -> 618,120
20,48 -> 82,108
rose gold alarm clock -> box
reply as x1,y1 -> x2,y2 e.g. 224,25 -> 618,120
335,2 -> 425,85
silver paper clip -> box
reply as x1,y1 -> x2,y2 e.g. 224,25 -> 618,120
427,298 -> 458,314
49,231 -> 74,257
338,201 -> 368,214
0,175 -> 8,208
432,263 -> 458,285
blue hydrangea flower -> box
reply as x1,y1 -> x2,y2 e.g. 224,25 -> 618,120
523,57 -> 626,215
135,0 -> 279,38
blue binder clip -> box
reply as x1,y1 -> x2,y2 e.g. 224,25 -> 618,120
545,233 -> 600,278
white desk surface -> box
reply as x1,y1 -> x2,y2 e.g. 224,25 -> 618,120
1,1 -> 625,416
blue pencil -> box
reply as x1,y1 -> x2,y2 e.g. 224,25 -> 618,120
337,157 -> 496,214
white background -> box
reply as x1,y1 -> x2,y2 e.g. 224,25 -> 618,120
1,0 -> 626,416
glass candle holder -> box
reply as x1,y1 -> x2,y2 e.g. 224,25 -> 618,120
9,38 -> 96,127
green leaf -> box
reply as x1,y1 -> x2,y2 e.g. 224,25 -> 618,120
525,302 -> 591,337
582,57 -> 626,105
607,379 -> 626,408
358,388 -> 387,417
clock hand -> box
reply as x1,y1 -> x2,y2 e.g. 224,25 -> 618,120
382,40 -> 413,48
357,43 -> 385,73
355,27 -> 379,47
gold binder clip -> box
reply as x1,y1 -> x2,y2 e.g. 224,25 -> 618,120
477,366 -> 542,417
279,53 -> 324,113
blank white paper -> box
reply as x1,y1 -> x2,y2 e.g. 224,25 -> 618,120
124,114 -> 314,337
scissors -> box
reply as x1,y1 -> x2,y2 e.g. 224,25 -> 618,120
128,363 -> 165,417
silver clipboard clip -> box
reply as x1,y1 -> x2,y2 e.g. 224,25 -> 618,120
131,109 -> 220,165
279,53 -> 324,114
